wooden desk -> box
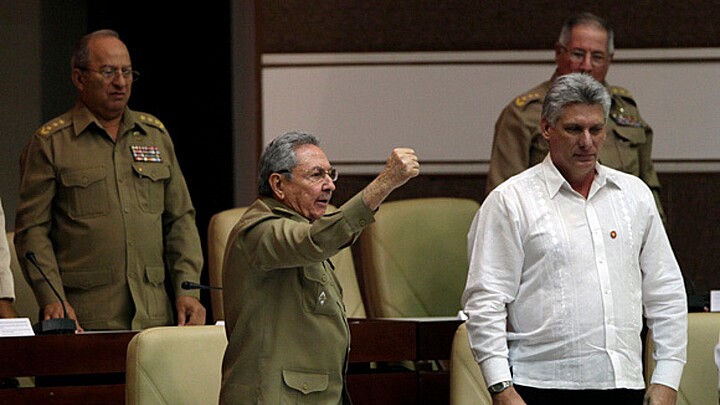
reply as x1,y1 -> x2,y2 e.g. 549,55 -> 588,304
347,318 -> 462,405
0,331 -> 136,404
0,318 -> 462,405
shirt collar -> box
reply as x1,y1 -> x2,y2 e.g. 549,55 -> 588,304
71,102 -> 144,137
262,197 -> 311,224
540,155 -> 621,199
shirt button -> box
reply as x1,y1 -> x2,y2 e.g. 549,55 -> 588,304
124,208 -> 130,213
359,219 -> 366,226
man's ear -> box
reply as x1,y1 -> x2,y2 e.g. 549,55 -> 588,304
540,117 -> 552,141
269,173 -> 285,200
71,68 -> 85,91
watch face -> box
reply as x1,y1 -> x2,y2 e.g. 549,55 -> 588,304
488,381 -> 512,393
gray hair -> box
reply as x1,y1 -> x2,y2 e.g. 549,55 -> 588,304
558,12 -> 615,55
258,131 -> 320,197
542,73 -> 611,127
71,29 -> 121,69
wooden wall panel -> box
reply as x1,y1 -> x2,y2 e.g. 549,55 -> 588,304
261,1 -> 720,53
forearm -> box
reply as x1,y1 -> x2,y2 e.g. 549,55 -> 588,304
0,299 -> 17,318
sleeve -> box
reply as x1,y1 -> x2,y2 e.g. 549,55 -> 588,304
639,186 -> 687,390
461,191 -> 524,386
14,134 -> 66,306
244,193 -> 375,271
159,135 -> 204,300
0,199 -> 15,300
485,103 -> 536,196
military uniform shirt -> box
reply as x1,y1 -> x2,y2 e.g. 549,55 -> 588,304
220,192 -> 374,405
14,102 -> 202,330
485,79 -> 664,218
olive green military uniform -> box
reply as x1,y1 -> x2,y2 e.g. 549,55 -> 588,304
220,193 -> 374,405
486,78 -> 664,218
14,103 -> 202,330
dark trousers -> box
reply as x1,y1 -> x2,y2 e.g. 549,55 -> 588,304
514,384 -> 645,405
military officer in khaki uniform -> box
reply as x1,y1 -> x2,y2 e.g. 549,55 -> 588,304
220,132 -> 419,404
486,12 -> 664,218
14,29 -> 206,331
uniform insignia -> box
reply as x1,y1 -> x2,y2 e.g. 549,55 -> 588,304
514,92 -> 542,108
610,86 -> 634,99
38,118 -> 70,136
318,291 -> 327,306
138,114 -> 167,132
610,112 -> 644,128
130,145 -> 163,162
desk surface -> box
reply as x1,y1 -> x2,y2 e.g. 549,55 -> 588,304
0,318 -> 463,404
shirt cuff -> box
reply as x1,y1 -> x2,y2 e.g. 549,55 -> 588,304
650,359 -> 685,391
340,192 -> 375,233
479,356 -> 513,388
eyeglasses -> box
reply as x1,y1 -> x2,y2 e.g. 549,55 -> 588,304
76,66 -> 140,82
560,45 -> 608,67
278,166 -> 339,183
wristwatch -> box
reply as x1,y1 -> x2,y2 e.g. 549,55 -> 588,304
487,380 -> 513,394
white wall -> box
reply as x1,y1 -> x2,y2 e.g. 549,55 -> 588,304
262,50 -> 720,174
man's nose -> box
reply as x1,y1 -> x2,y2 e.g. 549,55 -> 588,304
579,54 -> 593,71
579,130 -> 593,147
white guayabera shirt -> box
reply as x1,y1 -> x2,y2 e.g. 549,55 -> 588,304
462,155 -> 687,391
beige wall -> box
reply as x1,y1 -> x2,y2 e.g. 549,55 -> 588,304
262,50 -> 720,175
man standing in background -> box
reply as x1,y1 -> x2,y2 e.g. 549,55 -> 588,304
485,12 -> 664,219
15,29 -> 205,331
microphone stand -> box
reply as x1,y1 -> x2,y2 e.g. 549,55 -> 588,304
25,251 -> 77,334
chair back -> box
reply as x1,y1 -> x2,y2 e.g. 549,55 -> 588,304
126,325 -> 227,405
207,205 -> 366,322
357,197 -> 479,317
449,322 -> 491,405
6,232 -> 39,324
644,312 -> 720,405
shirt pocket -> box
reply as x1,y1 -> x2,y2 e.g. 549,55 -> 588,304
143,265 -> 171,320
604,125 -> 647,175
132,163 -> 170,214
59,167 -> 111,219
301,265 -> 340,316
281,369 -> 329,399
62,267 -> 113,322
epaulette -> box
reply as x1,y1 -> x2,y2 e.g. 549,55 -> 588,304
137,113 -> 168,133
609,86 -> 635,101
37,117 -> 72,137
513,91 -> 543,108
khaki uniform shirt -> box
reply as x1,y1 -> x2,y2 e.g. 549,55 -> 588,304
0,198 -> 13,300
14,103 -> 202,330
220,193 -> 374,405
486,79 -> 664,218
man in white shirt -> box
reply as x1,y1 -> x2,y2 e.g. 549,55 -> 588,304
1,198 -> 18,318
462,73 -> 687,405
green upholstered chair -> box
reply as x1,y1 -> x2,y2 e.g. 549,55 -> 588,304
450,322 -> 492,405
644,312 -> 720,405
126,325 -> 227,405
356,197 -> 480,318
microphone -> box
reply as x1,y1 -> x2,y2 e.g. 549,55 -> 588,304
25,251 -> 77,334
181,281 -> 222,290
